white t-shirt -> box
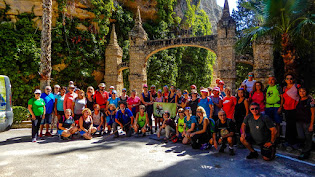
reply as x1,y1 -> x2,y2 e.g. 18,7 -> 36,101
242,80 -> 256,93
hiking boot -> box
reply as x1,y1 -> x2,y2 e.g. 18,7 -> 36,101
200,143 -> 210,150
219,144 -> 226,153
45,132 -> 52,137
229,148 -> 235,156
39,133 -> 43,138
246,151 -> 258,159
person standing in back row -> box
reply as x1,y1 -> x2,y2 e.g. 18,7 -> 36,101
39,86 -> 55,137
242,72 -> 256,93
94,83 -> 109,115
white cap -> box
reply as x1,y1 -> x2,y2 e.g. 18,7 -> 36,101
34,89 -> 41,94
54,85 -> 60,88
110,86 -> 114,89
98,83 -> 106,88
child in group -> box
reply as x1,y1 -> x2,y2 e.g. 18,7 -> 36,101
157,111 -> 176,140
92,104 -> 104,135
105,104 -> 116,134
154,89 -> 164,132
176,108 -> 186,141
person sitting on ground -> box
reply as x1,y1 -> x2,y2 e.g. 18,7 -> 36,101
176,108 -> 186,141
189,107 -> 215,150
157,111 -> 176,140
240,103 -> 277,161
212,110 -> 236,155
79,108 -> 97,140
58,109 -> 78,140
182,107 -> 197,144
92,104 -> 104,135
113,102 -> 134,138
105,104 -> 116,134
296,87 -> 314,160
134,105 -> 149,136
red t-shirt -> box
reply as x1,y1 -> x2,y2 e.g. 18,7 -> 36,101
250,92 -> 265,112
222,96 -> 237,119
93,91 -> 109,109
127,96 -> 141,113
283,87 -> 299,110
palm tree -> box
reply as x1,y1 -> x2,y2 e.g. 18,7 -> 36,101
40,0 -> 52,91
238,0 -> 315,75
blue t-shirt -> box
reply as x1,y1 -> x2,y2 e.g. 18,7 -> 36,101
55,94 -> 65,111
184,115 -> 197,130
108,97 -> 120,108
198,97 -> 213,118
115,108 -> 133,125
41,93 -> 55,114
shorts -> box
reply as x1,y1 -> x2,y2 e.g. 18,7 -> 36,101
57,111 -> 65,116
57,130 -> 64,135
41,113 -> 52,125
93,124 -> 103,131
79,130 -> 87,135
245,134 -> 276,159
265,107 -> 282,124
106,116 -> 114,126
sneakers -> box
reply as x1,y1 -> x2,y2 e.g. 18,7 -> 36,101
39,133 -> 43,138
219,144 -> 226,153
200,143 -> 210,150
45,132 -> 52,137
229,148 -> 235,156
32,138 -> 37,142
246,151 -> 259,159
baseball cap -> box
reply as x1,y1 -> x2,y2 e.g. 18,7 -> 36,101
151,85 -> 156,88
110,86 -> 114,89
219,80 -> 225,85
34,89 -> 41,94
191,85 -> 197,89
68,84 -> 75,88
191,89 -> 198,94
98,83 -> 106,88
122,88 -> 127,91
112,90 -> 117,94
158,89 -> 162,93
201,89 -> 208,93
213,87 -> 220,92
143,84 -> 148,88
54,85 -> 60,88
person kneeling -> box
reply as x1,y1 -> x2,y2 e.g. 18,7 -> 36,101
105,104 -> 116,134
189,107 -> 215,150
79,108 -> 97,140
58,109 -> 78,140
157,111 -> 176,140
240,103 -> 277,161
92,104 -> 104,135
134,105 -> 149,137
213,110 -> 236,155
113,102 -> 134,138
176,108 -> 186,141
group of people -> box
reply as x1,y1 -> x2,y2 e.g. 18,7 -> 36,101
27,72 -> 314,161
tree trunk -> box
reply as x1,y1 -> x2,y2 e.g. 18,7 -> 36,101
281,33 -> 297,76
40,0 -> 52,91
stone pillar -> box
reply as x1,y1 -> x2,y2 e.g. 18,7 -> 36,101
104,24 -> 124,95
216,0 -> 237,91
253,36 -> 274,85
128,7 -> 148,94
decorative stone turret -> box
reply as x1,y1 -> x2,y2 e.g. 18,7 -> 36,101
128,6 -> 148,94
216,0 -> 237,91
104,24 -> 124,95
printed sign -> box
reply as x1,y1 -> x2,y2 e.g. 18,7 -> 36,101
153,102 -> 177,119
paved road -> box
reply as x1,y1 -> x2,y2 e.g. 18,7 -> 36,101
0,129 -> 314,177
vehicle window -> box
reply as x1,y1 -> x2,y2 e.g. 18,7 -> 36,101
0,76 -> 6,111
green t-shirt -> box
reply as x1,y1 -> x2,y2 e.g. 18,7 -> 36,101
137,112 -> 146,127
177,117 -> 185,133
265,85 -> 281,108
28,98 -> 45,116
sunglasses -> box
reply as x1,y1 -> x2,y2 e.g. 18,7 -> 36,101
178,111 -> 184,113
35,93 -> 40,95
196,111 -> 202,113
183,92 -> 187,95
143,87 -> 148,88
286,78 -> 293,80
140,108 -> 145,110
250,107 -> 259,111
248,75 -> 253,77
46,89 -> 51,91
122,90 -> 126,92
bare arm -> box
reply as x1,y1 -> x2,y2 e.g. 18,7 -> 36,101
209,104 -> 214,118
309,107 -> 314,131
28,104 -> 35,119
244,99 -> 249,116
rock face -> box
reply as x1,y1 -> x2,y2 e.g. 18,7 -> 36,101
199,0 -> 222,33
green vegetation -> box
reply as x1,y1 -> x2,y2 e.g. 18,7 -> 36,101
12,106 -> 30,123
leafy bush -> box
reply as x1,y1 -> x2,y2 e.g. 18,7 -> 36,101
12,106 -> 29,124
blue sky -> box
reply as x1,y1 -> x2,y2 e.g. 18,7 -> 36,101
216,0 -> 238,14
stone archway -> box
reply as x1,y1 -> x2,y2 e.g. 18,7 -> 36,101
104,0 -> 274,94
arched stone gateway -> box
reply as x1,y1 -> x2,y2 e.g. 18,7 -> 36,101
105,0 -> 274,95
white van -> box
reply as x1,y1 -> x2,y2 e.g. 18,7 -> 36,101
0,75 -> 13,131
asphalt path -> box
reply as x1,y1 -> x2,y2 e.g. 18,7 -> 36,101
0,129 -> 314,177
